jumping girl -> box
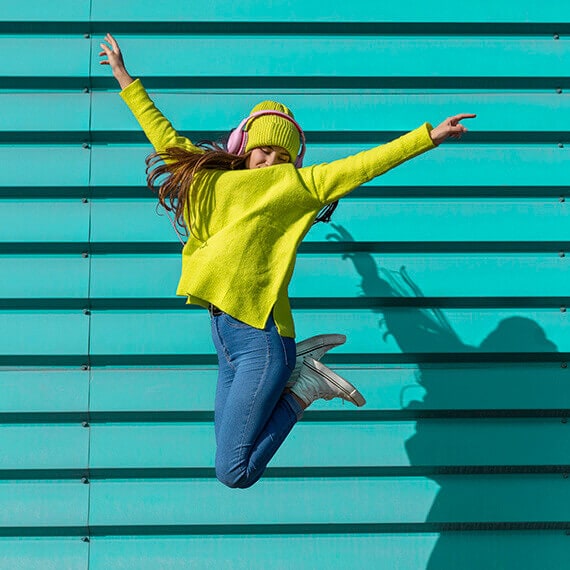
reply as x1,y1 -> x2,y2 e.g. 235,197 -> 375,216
100,33 -> 475,489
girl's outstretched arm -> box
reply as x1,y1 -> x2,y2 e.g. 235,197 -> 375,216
99,33 -> 134,90
301,113 -> 476,205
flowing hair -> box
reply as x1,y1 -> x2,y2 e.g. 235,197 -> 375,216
145,141 -> 338,238
146,141 -> 247,237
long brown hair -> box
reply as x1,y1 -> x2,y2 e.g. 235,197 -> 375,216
146,141 -> 339,237
146,141 -> 248,235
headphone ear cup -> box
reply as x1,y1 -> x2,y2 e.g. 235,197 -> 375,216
226,128 -> 244,155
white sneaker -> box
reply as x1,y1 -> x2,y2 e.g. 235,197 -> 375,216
287,334 -> 346,387
290,357 -> 366,407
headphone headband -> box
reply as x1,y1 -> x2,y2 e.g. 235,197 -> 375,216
226,110 -> 306,167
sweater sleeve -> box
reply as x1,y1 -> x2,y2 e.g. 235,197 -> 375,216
299,123 -> 436,205
119,78 -> 203,155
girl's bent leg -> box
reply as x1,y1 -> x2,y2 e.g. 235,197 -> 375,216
212,312 -> 301,489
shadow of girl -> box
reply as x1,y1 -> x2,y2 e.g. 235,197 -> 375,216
327,223 -> 560,569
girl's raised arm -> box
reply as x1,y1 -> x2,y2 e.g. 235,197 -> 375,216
99,33 -> 134,90
99,33 -> 200,156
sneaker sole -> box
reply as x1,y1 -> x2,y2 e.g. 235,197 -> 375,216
287,334 -> 347,388
296,334 -> 347,358
305,357 -> 366,407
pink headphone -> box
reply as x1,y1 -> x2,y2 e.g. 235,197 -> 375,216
226,110 -> 306,167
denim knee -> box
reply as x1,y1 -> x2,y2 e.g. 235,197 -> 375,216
215,462 -> 255,489
215,450 -> 264,489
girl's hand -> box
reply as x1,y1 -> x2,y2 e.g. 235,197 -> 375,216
99,33 -> 134,89
430,113 -> 476,146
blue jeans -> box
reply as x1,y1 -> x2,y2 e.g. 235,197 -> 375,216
211,311 -> 303,489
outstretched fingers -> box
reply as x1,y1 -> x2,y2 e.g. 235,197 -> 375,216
449,113 -> 477,129
99,42 -> 112,64
430,113 -> 476,145
106,33 -> 120,52
449,124 -> 468,139
447,113 -> 476,138
451,113 -> 477,123
99,33 -> 126,69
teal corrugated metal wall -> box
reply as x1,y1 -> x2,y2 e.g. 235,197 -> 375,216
1,1 -> 569,568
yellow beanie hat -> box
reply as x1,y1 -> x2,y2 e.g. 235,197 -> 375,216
244,100 -> 301,162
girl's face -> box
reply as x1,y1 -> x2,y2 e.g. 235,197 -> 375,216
246,146 -> 291,169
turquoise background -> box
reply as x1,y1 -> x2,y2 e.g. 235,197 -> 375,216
1,1 -> 569,568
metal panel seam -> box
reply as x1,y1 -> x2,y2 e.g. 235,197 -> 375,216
86,2 -> 94,566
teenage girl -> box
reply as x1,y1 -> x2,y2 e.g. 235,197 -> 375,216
100,33 -> 475,489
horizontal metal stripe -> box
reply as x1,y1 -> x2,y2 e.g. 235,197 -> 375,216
4,203 -> 567,246
7,77 -> 570,92
0,78 -> 90,90
87,199 -> 569,243
5,37 -> 568,83
90,145 -> 570,187
87,1 -> 570,23
90,77 -> 570,90
0,469 -> 87,480
0,527 -> 87,538
0,201 -> 89,243
0,77 -> 570,94
0,537 -> 87,570
2,353 -> 564,367
0,482 -> 88,527
0,243 -> 89,254
6,130 -> 570,145
87,130 -> 570,145
0,148 -> 89,188
86,420 -> 570,469
86,522 -> 570,534
87,308 -> 569,355
4,145 -> 568,188
1,409 -> 568,425
0,242 -> 567,255
88,476 -> 570,525
3,23 -> 570,35
5,251 -> 569,300
0,256 -> 89,299
2,522 -> 569,538
0,370 -> 87,413
88,252 -> 570,300
0,298 -> 568,310
87,532 -> 570,570
0,38 -> 89,77
0,413 -> 89,424
1,77 -> 568,92
91,92 -> 570,135
0,93 -> 89,133
1,186 -> 568,200
0,312 -> 88,356
87,364 -> 570,416
0,356 -> 88,366
86,353 -> 570,366
3,364 -> 567,417
88,37 -> 570,78
0,425 -> 88,470
1,1 -> 89,21
19,89 -> 570,142
0,465 -> 569,481
0,132 -> 91,144
4,0 -> 570,28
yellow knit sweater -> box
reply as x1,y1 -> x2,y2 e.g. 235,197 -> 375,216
120,79 -> 436,337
